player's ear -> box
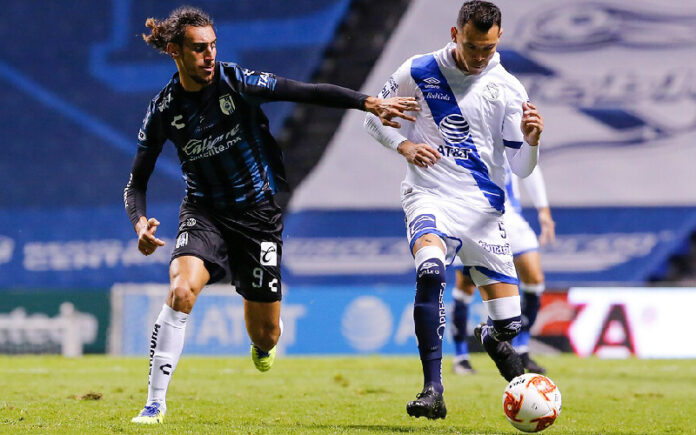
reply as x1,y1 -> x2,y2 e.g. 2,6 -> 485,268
450,26 -> 457,43
498,27 -> 504,39
166,42 -> 180,59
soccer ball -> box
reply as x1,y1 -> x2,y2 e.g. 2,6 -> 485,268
502,373 -> 562,433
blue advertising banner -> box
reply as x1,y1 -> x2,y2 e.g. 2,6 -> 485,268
0,204 -> 181,288
111,284 -> 489,356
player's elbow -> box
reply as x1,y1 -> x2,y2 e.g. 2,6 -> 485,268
510,164 -> 534,178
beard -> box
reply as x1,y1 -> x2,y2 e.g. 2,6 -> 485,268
190,72 -> 214,86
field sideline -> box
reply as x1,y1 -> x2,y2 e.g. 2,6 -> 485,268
0,354 -> 694,434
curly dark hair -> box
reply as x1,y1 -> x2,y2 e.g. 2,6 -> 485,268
142,6 -> 213,53
457,1 -> 501,32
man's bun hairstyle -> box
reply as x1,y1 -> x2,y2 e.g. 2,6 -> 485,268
143,6 -> 213,53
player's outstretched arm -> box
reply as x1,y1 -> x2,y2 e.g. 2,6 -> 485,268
250,76 -> 419,124
364,96 -> 419,128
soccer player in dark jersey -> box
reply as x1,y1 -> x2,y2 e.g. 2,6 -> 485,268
124,7 -> 419,424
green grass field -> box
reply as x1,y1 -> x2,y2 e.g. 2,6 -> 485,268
1,354 -> 695,434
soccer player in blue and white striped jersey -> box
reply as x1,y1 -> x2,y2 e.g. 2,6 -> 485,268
365,0 -> 544,420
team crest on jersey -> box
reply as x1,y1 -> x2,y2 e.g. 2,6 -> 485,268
482,82 -> 500,102
219,94 -> 236,115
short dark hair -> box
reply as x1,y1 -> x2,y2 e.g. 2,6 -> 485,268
142,6 -> 213,53
457,1 -> 501,32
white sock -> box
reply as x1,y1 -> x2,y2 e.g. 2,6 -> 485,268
146,304 -> 188,411
483,295 -> 521,320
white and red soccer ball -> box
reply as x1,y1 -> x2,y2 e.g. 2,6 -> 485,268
502,373 -> 562,432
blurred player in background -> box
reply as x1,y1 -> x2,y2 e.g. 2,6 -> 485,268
365,0 -> 544,420
124,6 -> 418,424
451,165 -> 555,376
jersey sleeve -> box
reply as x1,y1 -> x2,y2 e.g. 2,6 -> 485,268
364,59 -> 418,150
503,78 -> 538,177
501,79 -> 529,149
124,100 -> 166,227
519,165 -> 549,209
229,65 -> 367,109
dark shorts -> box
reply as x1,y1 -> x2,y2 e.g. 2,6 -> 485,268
171,197 -> 283,302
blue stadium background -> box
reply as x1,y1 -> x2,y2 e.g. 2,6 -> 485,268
0,0 -> 351,287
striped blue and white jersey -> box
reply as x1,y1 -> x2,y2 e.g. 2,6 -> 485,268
367,43 -> 535,214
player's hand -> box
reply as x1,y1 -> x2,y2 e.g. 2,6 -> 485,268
397,140 -> 441,168
365,96 -> 420,128
537,207 -> 556,245
521,102 -> 543,146
135,216 -> 166,256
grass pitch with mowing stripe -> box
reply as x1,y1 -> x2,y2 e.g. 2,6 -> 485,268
0,354 -> 694,434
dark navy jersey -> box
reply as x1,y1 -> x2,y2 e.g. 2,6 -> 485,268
124,61 -> 367,225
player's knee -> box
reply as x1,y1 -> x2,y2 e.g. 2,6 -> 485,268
169,283 -> 198,313
522,271 -> 544,286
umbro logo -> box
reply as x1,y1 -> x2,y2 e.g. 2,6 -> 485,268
418,261 -> 441,277
423,77 -> 440,85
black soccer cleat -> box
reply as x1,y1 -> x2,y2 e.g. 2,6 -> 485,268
474,322 -> 524,382
521,352 -> 547,374
406,385 -> 447,420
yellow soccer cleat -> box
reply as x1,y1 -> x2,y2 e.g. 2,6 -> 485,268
251,344 -> 276,372
131,402 -> 165,424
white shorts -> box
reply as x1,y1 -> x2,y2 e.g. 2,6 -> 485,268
504,208 -> 539,256
402,191 -> 517,287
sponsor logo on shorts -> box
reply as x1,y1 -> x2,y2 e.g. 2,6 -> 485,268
179,218 -> 197,231
260,242 -> 277,266
176,232 -> 189,249
478,240 -> 512,256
